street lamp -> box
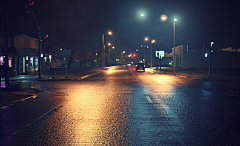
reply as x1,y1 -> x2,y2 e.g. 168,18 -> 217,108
160,14 -> 167,22
151,39 -> 156,67
173,18 -> 177,72
144,37 -> 149,62
107,42 -> 112,65
102,30 -> 112,67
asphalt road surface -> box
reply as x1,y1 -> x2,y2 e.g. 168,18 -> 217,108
1,66 -> 240,145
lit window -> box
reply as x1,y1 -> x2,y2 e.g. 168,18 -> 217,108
44,57 -> 47,63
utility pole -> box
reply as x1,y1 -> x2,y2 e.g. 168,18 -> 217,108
102,34 -> 104,68
31,10 -> 42,79
208,42 -> 214,78
95,42 -> 97,67
173,21 -> 176,72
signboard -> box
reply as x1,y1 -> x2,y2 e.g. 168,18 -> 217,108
55,49 -> 71,57
155,50 -> 165,57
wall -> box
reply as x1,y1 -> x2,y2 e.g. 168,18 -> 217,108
172,45 -> 240,69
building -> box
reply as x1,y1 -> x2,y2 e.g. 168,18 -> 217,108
0,34 -> 52,76
172,45 -> 240,69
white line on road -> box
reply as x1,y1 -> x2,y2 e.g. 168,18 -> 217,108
145,95 -> 153,103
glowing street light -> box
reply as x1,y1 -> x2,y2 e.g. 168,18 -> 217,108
144,37 -> 149,41
173,17 -> 177,72
108,31 -> 112,35
143,37 -> 150,62
102,30 -> 113,67
160,14 -> 167,22
151,39 -> 156,67
141,13 -> 144,17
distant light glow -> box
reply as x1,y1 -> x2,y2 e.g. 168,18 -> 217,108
123,51 -> 125,53
0,56 -> 4,65
136,49 -> 138,51
205,53 -> 208,58
49,55 -> 52,62
107,31 -> 112,35
144,37 -> 149,41
44,57 -> 47,63
151,40 -> 156,43
141,13 -> 144,17
160,14 -> 167,22
174,18 -> 177,22
211,42 -> 214,48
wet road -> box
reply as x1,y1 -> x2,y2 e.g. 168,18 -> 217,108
1,66 -> 240,145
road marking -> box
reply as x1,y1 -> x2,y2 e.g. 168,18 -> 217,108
145,95 -> 153,103
80,71 -> 102,80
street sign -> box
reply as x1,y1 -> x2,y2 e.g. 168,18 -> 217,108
55,49 -> 71,57
155,50 -> 165,57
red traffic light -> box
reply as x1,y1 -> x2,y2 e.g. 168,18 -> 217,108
29,1 -> 34,6
44,34 -> 49,39
133,54 -> 136,57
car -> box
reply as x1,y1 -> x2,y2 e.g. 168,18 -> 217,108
136,63 -> 145,72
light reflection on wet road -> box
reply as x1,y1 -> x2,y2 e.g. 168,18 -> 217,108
1,66 -> 240,145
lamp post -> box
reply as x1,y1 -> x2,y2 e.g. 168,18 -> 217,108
108,42 -> 112,64
144,37 -> 149,62
151,39 -> 156,67
173,18 -> 177,72
102,31 -> 112,68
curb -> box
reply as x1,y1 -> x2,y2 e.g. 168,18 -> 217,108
1,89 -> 44,110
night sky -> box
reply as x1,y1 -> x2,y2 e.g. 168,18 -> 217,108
1,0 -> 240,54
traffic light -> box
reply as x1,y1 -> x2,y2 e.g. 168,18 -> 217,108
133,54 -> 136,57
27,0 -> 34,13
44,34 -> 49,39
29,0 -> 34,6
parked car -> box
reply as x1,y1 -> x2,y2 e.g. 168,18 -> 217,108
136,63 -> 145,72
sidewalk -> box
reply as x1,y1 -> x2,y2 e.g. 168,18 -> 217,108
0,67 -> 106,108
151,67 -> 240,81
